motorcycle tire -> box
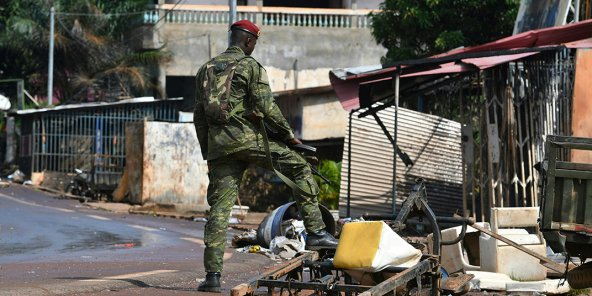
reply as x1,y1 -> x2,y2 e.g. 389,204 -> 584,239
568,261 -> 592,289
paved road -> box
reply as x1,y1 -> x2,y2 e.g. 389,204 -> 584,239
0,184 -> 273,295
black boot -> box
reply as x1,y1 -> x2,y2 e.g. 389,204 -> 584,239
198,272 -> 221,293
306,230 -> 339,248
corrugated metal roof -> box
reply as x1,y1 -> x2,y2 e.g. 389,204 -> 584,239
14,97 -> 183,115
330,19 -> 592,111
339,106 -> 463,218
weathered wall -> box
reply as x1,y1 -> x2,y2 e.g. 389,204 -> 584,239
571,48 -> 592,162
126,121 -> 209,209
277,89 -> 347,140
160,23 -> 386,91
126,122 -> 144,203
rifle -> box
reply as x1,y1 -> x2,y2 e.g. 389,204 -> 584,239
290,143 -> 332,184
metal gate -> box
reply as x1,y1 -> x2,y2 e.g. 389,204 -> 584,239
477,49 -> 575,220
16,98 -> 182,187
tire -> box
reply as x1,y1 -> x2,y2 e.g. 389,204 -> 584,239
568,261 -> 592,289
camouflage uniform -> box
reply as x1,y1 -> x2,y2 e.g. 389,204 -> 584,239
194,46 -> 326,273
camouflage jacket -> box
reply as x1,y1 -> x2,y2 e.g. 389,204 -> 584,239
193,46 -> 295,160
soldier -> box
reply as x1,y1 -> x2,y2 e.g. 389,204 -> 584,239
193,20 -> 339,293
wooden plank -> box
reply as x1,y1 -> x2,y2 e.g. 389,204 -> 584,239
548,135 -> 592,144
469,223 -> 571,273
542,140 -> 557,230
561,178 -> 577,223
554,141 -> 592,150
585,180 -> 592,225
556,161 -> 592,171
555,169 -> 592,180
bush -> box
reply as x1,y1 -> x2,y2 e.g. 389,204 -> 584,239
314,160 -> 341,210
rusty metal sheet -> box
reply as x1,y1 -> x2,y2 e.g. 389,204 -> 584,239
125,122 -> 144,204
571,49 -> 592,163
441,273 -> 474,294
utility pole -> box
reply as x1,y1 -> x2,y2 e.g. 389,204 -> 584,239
228,0 -> 237,46
229,0 -> 237,25
47,6 -> 55,106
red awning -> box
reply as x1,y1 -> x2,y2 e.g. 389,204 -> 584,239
565,38 -> 592,48
331,19 -> 592,111
461,51 -> 541,69
435,19 -> 592,57
331,51 -> 542,111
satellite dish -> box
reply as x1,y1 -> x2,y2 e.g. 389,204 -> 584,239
0,94 -> 11,111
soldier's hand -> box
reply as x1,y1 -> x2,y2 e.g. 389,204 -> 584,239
287,138 -> 302,146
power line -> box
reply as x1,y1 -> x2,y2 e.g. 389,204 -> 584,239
56,11 -> 146,17
125,0 -> 187,45
152,0 -> 187,26
51,0 -> 191,51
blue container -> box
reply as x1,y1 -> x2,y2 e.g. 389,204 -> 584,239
257,202 -> 336,248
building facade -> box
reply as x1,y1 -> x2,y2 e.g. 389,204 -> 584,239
138,0 -> 386,102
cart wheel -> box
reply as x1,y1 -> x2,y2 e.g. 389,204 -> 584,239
568,261 -> 592,289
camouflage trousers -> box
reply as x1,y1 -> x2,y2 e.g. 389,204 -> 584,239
203,140 -> 326,273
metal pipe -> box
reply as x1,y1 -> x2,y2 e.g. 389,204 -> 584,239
47,7 -> 55,106
575,0 -> 581,22
228,0 -> 237,46
347,109 -> 353,217
392,67 -> 400,215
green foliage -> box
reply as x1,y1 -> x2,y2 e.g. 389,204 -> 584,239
238,161 -> 342,212
0,0 -> 164,104
370,0 -> 520,63
314,160 -> 341,210
239,167 -> 291,212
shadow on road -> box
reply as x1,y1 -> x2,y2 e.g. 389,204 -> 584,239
55,277 -> 199,292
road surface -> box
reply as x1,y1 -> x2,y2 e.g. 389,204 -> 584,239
0,184 -> 273,295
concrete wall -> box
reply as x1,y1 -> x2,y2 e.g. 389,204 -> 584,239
344,0 -> 382,9
159,23 -> 386,91
277,89 -> 347,140
126,121 -> 209,209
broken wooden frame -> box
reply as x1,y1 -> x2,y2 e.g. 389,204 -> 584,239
230,252 -> 441,296
540,135 -> 592,260
232,180 -> 478,295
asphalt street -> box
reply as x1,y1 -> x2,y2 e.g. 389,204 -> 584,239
0,184 -> 273,295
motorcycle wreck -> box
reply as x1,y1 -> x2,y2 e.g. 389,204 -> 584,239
65,168 -> 112,202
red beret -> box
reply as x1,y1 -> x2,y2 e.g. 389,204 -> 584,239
230,20 -> 260,38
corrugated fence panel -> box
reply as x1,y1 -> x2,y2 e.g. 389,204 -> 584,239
339,106 -> 463,218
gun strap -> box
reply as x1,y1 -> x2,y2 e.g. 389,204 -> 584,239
259,120 -> 319,199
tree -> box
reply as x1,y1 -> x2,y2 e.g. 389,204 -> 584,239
370,0 -> 520,63
0,0 -> 167,104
